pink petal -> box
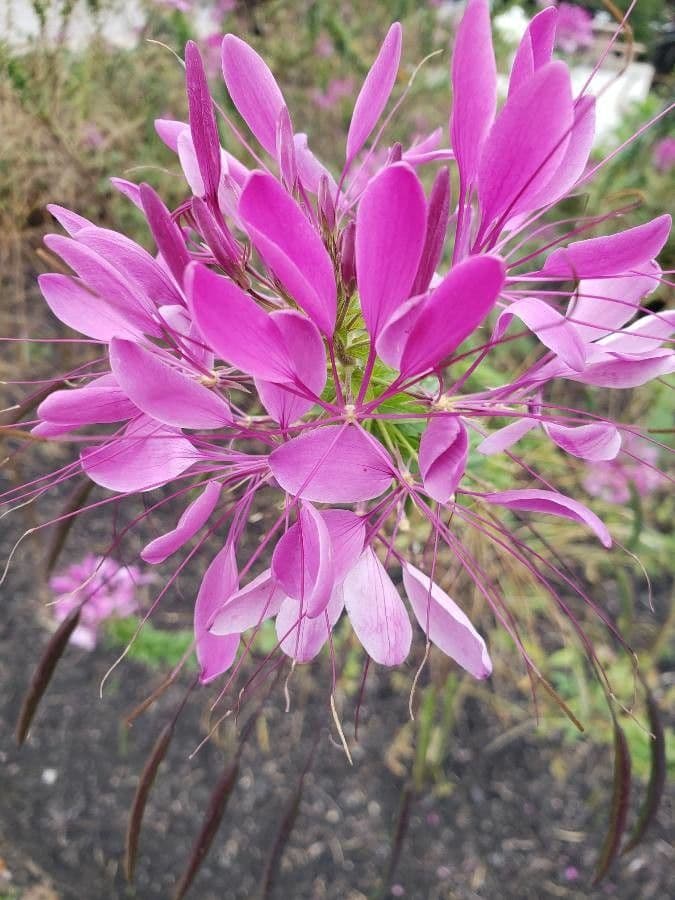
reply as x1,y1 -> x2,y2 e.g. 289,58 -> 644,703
269,425 -> 395,503
141,481 -> 221,564
568,265 -> 661,343
355,163 -> 427,339
419,416 -> 469,503
293,133 -> 338,195
38,374 -> 137,425
398,255 -> 505,377
451,0 -> 497,189
140,184 -> 191,287
185,41 -> 221,199
496,297 -> 586,371
271,502 -> 335,618
276,106 -> 297,188
402,563 -> 492,678
110,178 -> 144,210
47,204 -> 91,235
599,309 -> 675,356
479,489 -> 612,547
81,416 -> 200,493
38,273 -> 139,341
564,352 -> 675,388
195,543 -> 239,683
186,262 -> 293,382
321,509 -> 366,582
109,338 -> 232,429
544,422 -> 621,461
477,418 -> 537,455
542,215 -> 672,279
239,172 -> 337,335
276,587 -> 344,663
177,129 -> 205,196
210,568 -> 285,635
255,310 -> 327,427
508,6 -> 557,96
154,118 -> 186,152
221,34 -> 287,156
411,167 -> 451,296
342,549 -> 412,666
345,22 -> 402,165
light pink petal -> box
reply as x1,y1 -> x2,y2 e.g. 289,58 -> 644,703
210,568 -> 285,635
375,291 -> 426,371
508,6 -> 557,96
399,255 -> 505,377
186,262 -> 293,382
154,118 -> 186,152
38,374 -> 137,425
255,310 -> 327,427
141,481 -> 221,564
47,204 -> 91,235
110,177 -> 144,210
599,309 -> 675,356
542,215 -> 672,279
564,352 -> 675,388
477,62 -> 573,235
345,22 -> 402,165
238,172 -> 337,334
321,510 -> 365,583
185,41 -> 221,199
276,586 -> 344,663
194,543 -> 239,683
81,415 -> 200,493
496,297 -> 586,371
419,416 -> 469,503
544,422 -> 621,461
479,489 -> 611,547
271,502 -> 335,618
109,338 -> 232,429
177,129 -> 205,196
411,167 -> 451,296
342,549 -> 412,666
355,163 -> 427,339
221,34 -> 287,156
276,106 -> 297,188
38,273 -> 139,341
269,425 -> 395,503
476,418 -> 537,455
451,0 -> 497,189
402,563 -> 492,678
569,265 -> 661,343
293,133 -> 338,195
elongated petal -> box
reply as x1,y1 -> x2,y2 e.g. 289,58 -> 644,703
321,510 -> 365,583
477,62 -> 573,236
256,310 -> 327,427
565,352 -> 675,388
355,163 -> 427,338
599,309 -> 675,356
294,133 -> 338,195
177,129 -> 205,196
38,273 -> 138,340
154,118 -> 186,152
110,177 -> 144,210
544,422 -> 621,461
142,481 -> 221,564
272,503 -> 335,618
81,416 -> 200,493
411,167 -> 451,296
477,418 -> 537,455
542,215 -> 671,279
210,568 -> 285,635
239,172 -> 336,334
109,338 -> 232,429
399,255 -> 505,377
419,416 -> 468,503
140,183 -> 191,286
479,489 -> 611,547
195,543 -> 239,683
569,265 -> 660,344
270,425 -> 395,503
345,22 -> 402,165
47,203 -> 91,235
185,41 -> 221,199
508,6 -> 557,96
38,374 -> 137,425
495,297 -> 586,371
402,563 -> 492,678
276,587 -> 344,663
342,549 -> 412,666
221,34 -> 287,155
451,0 -> 497,189
186,263 -> 293,381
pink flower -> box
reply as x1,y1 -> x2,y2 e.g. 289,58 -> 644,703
582,435 -> 665,504
652,136 -> 675,173
555,3 -> 594,54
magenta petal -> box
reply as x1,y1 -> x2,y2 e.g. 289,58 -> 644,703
342,549 -> 412,666
569,265 -> 660,343
375,291 -> 426,371
110,177 -> 144,210
496,297 -> 586,371
411,167 -> 451,296
38,374 -> 137,425
476,418 -> 537,455
564,353 -> 675,388
276,587 -> 345,663
221,34 -> 287,156
195,543 -> 239,683
402,563 -> 492,679
451,0 -> 497,189
345,22 -> 402,165
109,338 -> 232,430
141,481 -> 221,564
186,263 -> 293,382
479,489 -> 612,547
508,6 -> 557,96
270,425 -> 395,503
355,163 -> 427,339
140,183 -> 191,287
419,416 -> 469,503
81,416 -> 199,493
544,422 -> 621,461
542,214 -> 672,279
210,568 -> 286,635
271,502 -> 335,619
399,255 -> 505,377
47,204 -> 91,235
239,172 -> 337,334
154,118 -> 186,152
185,41 -> 221,199
38,273 -> 138,341
256,310 -> 327,427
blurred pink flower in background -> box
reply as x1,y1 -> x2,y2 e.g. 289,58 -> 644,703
555,3 -> 594,54
652,136 -> 675,173
153,0 -> 193,12
315,34 -> 334,58
582,435 -> 664,505
311,77 -> 355,110
50,555 -> 149,650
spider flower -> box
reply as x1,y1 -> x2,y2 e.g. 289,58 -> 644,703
6,2 -> 674,703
